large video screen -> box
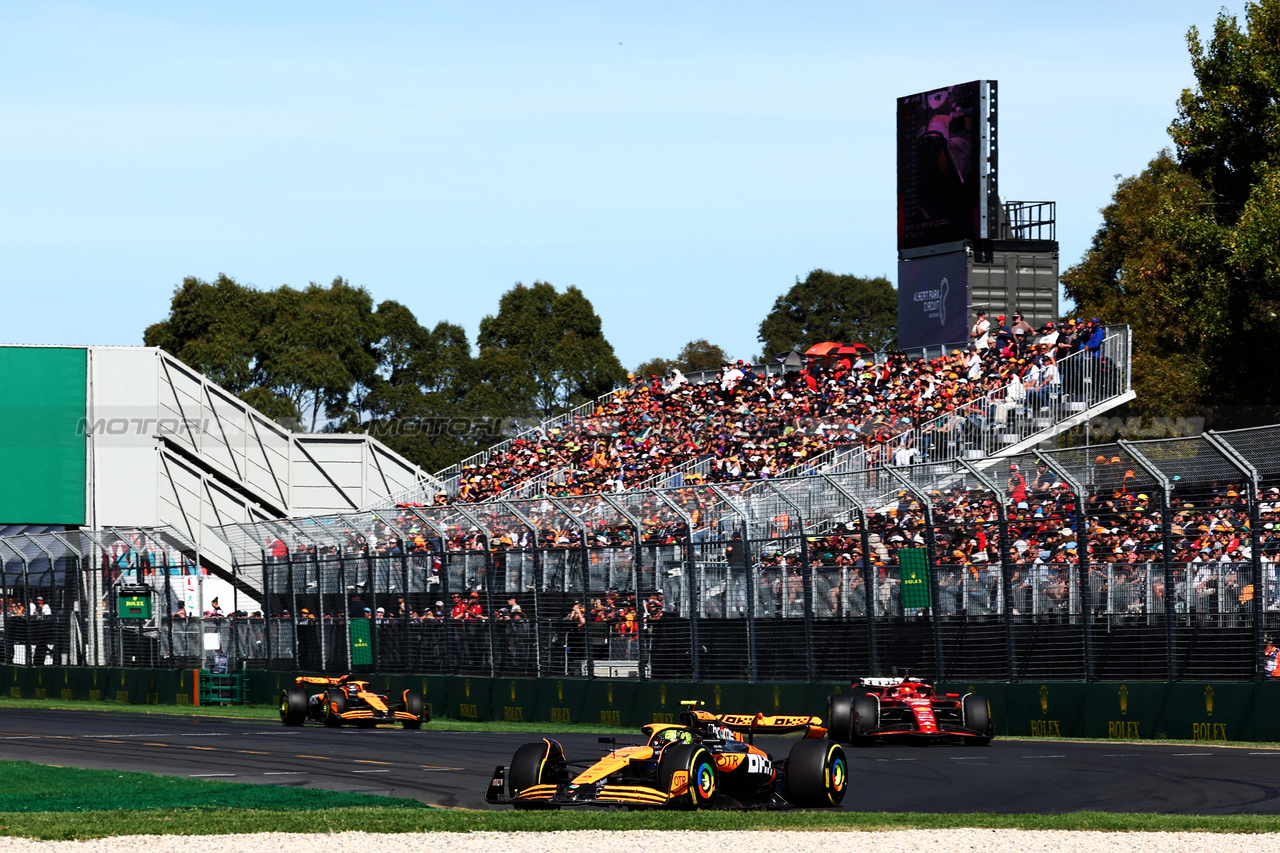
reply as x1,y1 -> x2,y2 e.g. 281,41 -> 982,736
897,80 -> 995,251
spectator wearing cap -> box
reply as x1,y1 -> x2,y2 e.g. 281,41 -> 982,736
1054,321 -> 1078,363
993,315 -> 1015,351
1038,321 -> 1059,349
1011,313 -> 1035,339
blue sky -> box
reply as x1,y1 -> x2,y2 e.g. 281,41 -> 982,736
1,1 -> 1233,371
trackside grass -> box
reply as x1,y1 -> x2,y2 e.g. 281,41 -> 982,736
0,761 -> 432,813
0,761 -> 1276,839
0,696 -> 635,733
5,809 -> 1280,840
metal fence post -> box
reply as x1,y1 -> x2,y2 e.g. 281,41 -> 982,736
959,460 -> 1018,680
1206,431 -> 1265,678
887,468 -> 945,679
857,508 -> 879,674
762,481 -> 809,682
1119,441 -> 1177,680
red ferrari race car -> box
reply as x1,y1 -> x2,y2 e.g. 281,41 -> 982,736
826,676 -> 993,746
486,702 -> 846,810
279,675 -> 427,729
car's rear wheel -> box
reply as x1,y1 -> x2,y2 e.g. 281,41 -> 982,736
509,739 -> 566,810
324,688 -> 347,728
402,690 -> 425,729
962,694 -> 993,745
826,694 -> 855,743
280,687 -> 308,726
786,738 -> 847,807
657,743 -> 717,809
849,695 -> 879,747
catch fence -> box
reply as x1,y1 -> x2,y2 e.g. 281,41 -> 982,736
7,424 -> 1280,681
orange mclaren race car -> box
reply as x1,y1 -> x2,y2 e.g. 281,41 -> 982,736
826,676 -> 993,746
485,702 -> 846,810
278,675 -> 427,729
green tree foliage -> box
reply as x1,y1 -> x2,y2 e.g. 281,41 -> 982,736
142,274 -> 273,398
1065,1 -> 1280,423
147,275 -> 630,473
146,276 -> 382,430
757,270 -> 897,357
477,281 -> 626,418
353,305 -> 501,474
635,339 -> 731,379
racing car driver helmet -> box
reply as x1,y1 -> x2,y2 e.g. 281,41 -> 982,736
653,727 -> 694,746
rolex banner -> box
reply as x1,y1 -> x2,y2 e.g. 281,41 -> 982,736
899,548 -> 932,609
349,619 -> 373,666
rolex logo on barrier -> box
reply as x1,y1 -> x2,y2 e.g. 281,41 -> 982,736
773,685 -> 781,709
510,681 -> 516,702
465,678 -> 471,698
1039,685 -> 1049,714
715,684 -> 722,708
660,683 -> 667,706
557,681 -> 564,703
607,682 -> 614,704
1205,685 -> 1215,717
1119,685 -> 1129,715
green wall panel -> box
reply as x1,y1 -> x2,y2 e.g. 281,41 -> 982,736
0,347 -> 86,524
11,665 -> 1280,746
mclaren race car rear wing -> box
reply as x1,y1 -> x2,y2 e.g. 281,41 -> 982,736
674,703 -> 827,739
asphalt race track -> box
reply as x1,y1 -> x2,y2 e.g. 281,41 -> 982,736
0,709 -> 1277,813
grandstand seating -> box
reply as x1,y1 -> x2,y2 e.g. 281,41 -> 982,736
376,321 -> 1133,508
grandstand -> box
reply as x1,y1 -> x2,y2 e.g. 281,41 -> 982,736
0,320 -> 1146,672
0,345 -> 440,619
379,323 -> 1133,507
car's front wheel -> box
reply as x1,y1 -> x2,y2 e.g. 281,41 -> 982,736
827,694 -> 854,743
280,687 -> 308,726
509,739 -> 566,810
962,694 -> 993,745
402,690 -> 425,729
324,688 -> 347,728
849,695 -> 879,747
657,743 -> 717,809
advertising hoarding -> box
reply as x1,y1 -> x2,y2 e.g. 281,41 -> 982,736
897,251 -> 969,349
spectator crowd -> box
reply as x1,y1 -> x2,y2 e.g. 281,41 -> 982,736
441,314 -> 1113,504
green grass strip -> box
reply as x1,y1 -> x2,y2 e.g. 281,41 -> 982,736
0,696 -> 635,733
0,761 -> 432,813
4,809 -> 1280,840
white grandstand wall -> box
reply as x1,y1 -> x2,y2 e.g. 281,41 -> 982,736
78,346 -> 436,583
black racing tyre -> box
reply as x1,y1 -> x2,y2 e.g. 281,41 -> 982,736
324,688 -> 347,728
509,739 -> 566,810
402,690 -> 425,729
826,694 -> 855,743
280,686 -> 308,726
657,743 -> 718,809
849,695 -> 879,747
962,694 -> 993,746
786,738 -> 848,807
